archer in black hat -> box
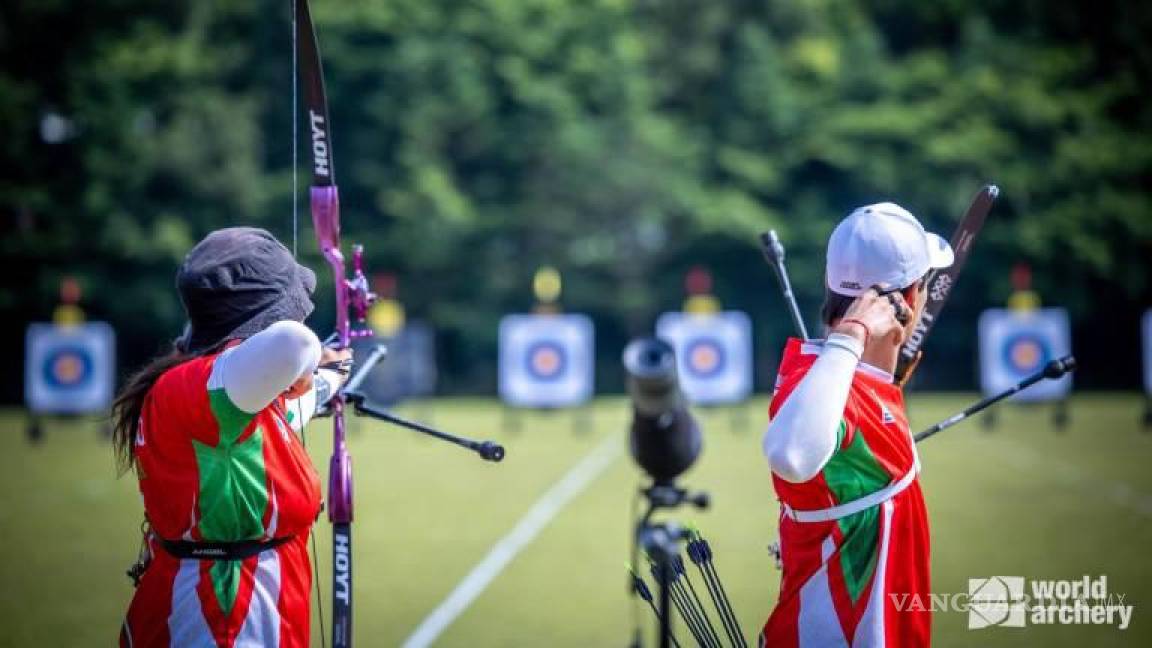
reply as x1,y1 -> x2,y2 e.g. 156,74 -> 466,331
111,227 -> 350,647
175,226 -> 319,353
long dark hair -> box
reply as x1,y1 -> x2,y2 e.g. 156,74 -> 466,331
110,347 -> 190,475
111,340 -> 229,475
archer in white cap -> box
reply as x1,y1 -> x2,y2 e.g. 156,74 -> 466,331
759,203 -> 953,647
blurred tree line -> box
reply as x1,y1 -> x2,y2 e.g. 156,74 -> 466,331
2,0 -> 1149,399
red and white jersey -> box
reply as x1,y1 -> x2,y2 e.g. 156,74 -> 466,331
121,352 -> 322,647
761,338 -> 931,647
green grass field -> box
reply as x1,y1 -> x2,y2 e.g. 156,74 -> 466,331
1,395 -> 1149,647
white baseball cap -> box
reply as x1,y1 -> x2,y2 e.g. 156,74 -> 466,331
825,202 -> 954,296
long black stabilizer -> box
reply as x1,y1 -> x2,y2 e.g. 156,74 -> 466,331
758,230 -> 810,341
914,356 -> 1075,443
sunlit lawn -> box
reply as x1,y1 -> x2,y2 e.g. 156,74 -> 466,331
1,395 -> 1148,646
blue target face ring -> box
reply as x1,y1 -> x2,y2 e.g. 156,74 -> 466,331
1001,332 -> 1051,377
685,338 -> 726,379
42,345 -> 93,389
525,341 -> 567,382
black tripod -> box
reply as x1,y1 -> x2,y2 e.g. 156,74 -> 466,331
634,483 -> 710,648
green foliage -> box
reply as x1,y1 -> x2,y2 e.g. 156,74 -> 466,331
1,0 -> 1148,393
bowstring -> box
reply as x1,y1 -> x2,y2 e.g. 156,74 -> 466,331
291,0 -> 299,258
291,2 -> 326,646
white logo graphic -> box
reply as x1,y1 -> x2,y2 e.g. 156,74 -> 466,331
309,110 -> 330,178
275,415 -> 292,442
930,273 -> 953,302
880,403 -> 896,425
872,389 -> 896,424
890,574 -> 1134,632
968,576 -> 1027,628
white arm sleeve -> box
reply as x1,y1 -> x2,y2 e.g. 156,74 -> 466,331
762,333 -> 864,483
215,320 -> 322,414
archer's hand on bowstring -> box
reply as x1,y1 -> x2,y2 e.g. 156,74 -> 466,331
831,284 -> 911,352
284,347 -> 353,399
318,346 -> 354,376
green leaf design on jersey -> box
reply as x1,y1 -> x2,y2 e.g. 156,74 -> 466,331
210,560 -> 242,616
192,388 -> 270,542
822,422 -> 890,603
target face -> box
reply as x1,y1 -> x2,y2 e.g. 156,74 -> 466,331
979,308 -> 1071,402
525,341 -> 567,381
1002,333 -> 1051,376
685,339 -> 725,379
44,346 -> 92,388
499,314 -> 593,407
656,311 -> 752,405
25,322 -> 115,414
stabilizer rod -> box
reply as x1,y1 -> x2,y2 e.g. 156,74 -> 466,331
340,345 -> 505,462
914,355 -> 1076,443
758,230 -> 810,341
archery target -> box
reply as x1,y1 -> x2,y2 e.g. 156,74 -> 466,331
499,314 -> 593,407
1002,333 -> 1050,375
525,341 -> 567,381
979,309 -> 1071,402
685,339 -> 726,379
44,346 -> 92,388
1143,310 -> 1152,395
26,322 -> 116,414
656,311 -> 752,405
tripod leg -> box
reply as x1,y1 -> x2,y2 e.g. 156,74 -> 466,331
27,415 -> 44,444
981,406 -> 997,431
502,406 -> 520,435
1052,399 -> 1069,430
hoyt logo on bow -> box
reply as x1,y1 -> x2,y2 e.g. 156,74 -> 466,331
310,110 -> 330,178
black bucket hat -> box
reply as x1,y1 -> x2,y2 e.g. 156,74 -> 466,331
175,227 -> 316,354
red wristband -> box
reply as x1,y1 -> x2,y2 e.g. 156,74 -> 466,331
838,318 -> 871,348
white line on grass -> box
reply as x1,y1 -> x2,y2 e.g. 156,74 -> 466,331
401,435 -> 622,648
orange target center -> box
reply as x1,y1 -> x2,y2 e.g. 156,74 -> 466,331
52,354 -> 84,383
532,348 -> 561,375
690,345 -> 719,372
1010,341 -> 1041,370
